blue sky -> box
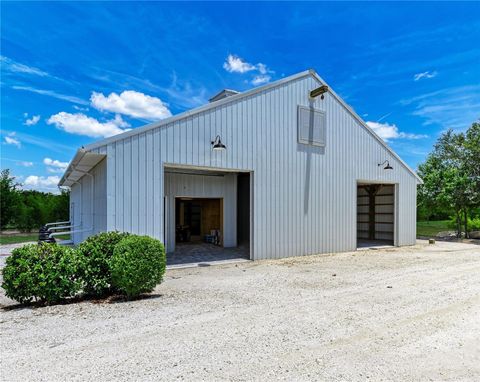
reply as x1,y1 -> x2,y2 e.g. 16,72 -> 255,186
1,2 -> 479,192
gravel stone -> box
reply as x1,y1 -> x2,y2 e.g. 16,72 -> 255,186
1,240 -> 479,381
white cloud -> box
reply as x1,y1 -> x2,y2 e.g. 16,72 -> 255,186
12,86 -> 88,105
44,158 -> 68,173
23,175 -> 60,192
1,56 -> 49,77
400,84 -> 480,130
73,105 -> 89,112
43,157 -> 68,172
47,112 -> 130,138
46,167 -> 64,174
162,73 -> 209,109
257,63 -> 268,75
17,161 -> 33,167
413,71 -> 438,81
366,121 -> 427,142
90,90 -> 172,121
251,75 -> 271,86
0,129 -> 72,153
223,54 -> 274,85
24,114 -> 41,126
223,54 -> 257,73
4,132 -> 21,148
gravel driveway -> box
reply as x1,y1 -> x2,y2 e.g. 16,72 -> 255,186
1,240 -> 479,381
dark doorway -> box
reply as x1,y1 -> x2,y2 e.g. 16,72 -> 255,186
237,173 -> 250,245
357,184 -> 395,247
175,198 -> 222,244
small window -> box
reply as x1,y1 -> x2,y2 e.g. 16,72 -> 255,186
298,105 -> 326,147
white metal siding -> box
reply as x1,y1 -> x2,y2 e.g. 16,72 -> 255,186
82,73 -> 417,258
70,158 -> 107,244
70,184 -> 81,244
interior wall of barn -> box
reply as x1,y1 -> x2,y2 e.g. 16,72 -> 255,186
163,171 -> 237,253
356,184 -> 395,245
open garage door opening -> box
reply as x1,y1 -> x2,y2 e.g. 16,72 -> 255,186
357,183 -> 395,248
165,166 -> 251,266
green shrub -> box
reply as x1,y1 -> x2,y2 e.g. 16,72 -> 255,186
1,243 -> 80,304
76,231 -> 129,296
110,235 -> 166,298
448,216 -> 480,232
470,217 -> 480,231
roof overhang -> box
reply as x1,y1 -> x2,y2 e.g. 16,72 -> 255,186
58,149 -> 106,187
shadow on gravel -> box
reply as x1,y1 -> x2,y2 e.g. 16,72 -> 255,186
103,293 -> 164,304
417,236 -> 480,245
1,293 -> 164,311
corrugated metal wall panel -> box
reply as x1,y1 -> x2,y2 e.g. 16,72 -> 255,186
70,158 -> 107,244
83,73 -> 417,258
70,182 -> 81,244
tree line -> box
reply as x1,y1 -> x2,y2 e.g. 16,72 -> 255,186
417,121 -> 480,237
1,169 -> 69,232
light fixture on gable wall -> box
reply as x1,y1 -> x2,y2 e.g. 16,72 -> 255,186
211,135 -> 226,151
309,85 -> 329,100
378,160 -> 393,170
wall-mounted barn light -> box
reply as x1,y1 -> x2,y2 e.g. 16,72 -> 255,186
211,135 -> 226,151
378,160 -> 393,170
309,85 -> 329,100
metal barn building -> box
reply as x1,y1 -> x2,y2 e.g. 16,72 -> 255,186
59,69 -> 421,261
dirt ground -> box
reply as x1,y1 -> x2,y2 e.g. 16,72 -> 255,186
1,240 -> 479,381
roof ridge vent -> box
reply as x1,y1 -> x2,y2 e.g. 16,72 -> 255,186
209,89 -> 239,103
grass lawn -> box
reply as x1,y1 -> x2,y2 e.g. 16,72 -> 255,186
417,220 -> 451,237
0,234 -> 38,245
0,233 -> 70,245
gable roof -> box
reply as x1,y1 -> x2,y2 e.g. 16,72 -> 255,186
84,70 -> 314,151
67,69 -> 421,184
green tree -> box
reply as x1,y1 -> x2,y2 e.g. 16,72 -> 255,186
0,169 -> 20,229
51,189 -> 70,222
465,122 -> 480,178
417,121 -> 480,237
1,169 -> 70,231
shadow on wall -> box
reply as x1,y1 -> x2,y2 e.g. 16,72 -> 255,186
299,143 -> 325,215
297,100 -> 325,215
297,101 -> 326,214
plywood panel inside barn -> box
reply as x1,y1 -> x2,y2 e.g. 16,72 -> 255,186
201,199 -> 222,237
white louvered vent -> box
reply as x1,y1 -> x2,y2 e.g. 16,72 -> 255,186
297,105 -> 326,147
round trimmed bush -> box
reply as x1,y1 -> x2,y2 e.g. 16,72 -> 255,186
76,231 -> 129,296
110,235 -> 166,298
1,243 -> 80,304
